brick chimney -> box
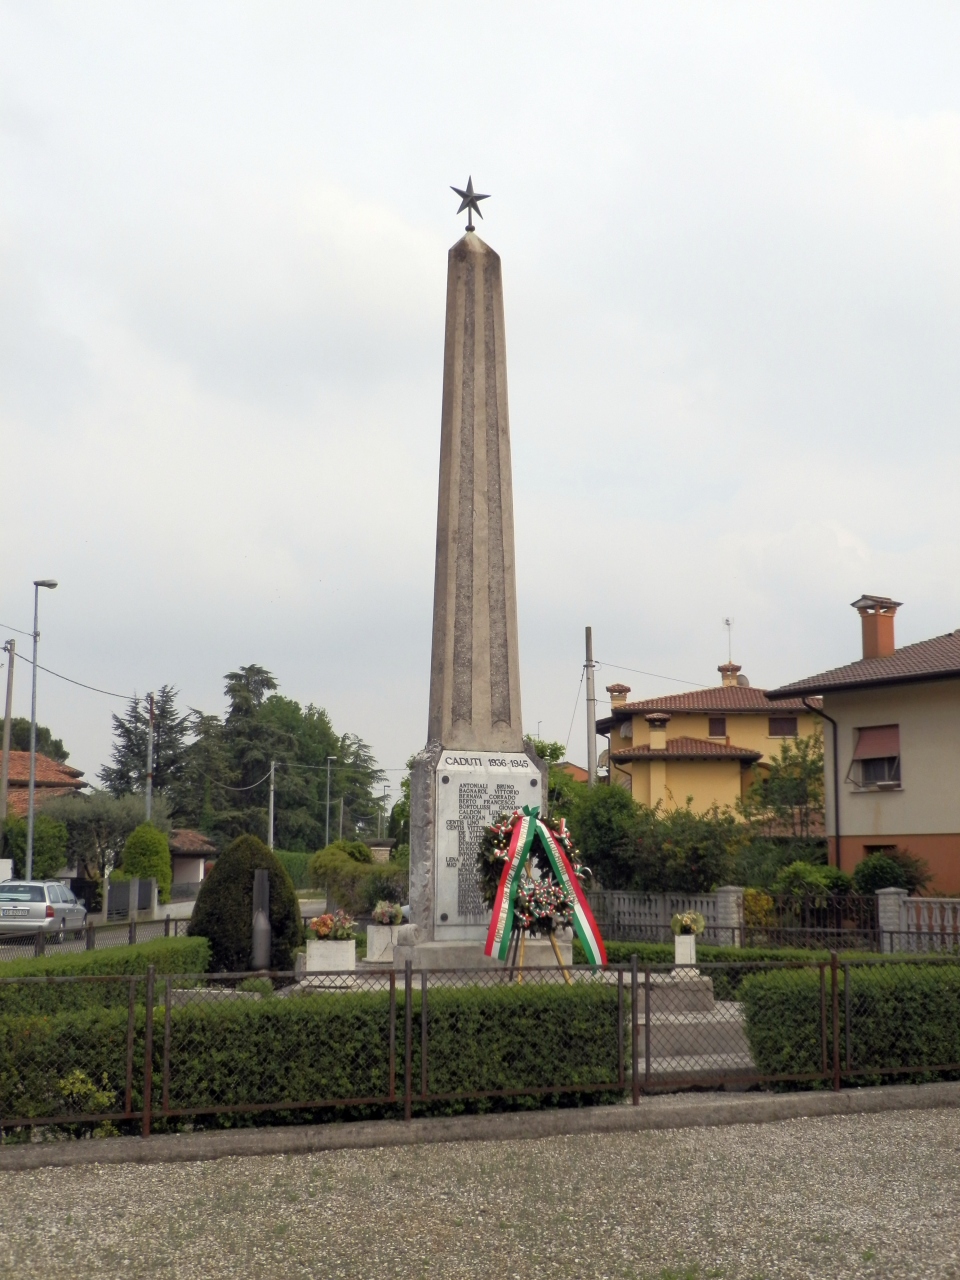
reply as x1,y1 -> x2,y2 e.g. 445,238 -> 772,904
606,683 -> 631,706
851,595 -> 902,660
718,662 -> 742,688
645,712 -> 670,750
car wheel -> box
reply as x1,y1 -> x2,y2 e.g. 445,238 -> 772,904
74,914 -> 87,940
54,918 -> 66,944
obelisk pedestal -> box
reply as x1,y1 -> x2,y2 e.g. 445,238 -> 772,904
395,229 -> 547,969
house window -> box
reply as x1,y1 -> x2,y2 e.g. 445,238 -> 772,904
708,717 -> 726,738
768,716 -> 798,737
847,724 -> 901,789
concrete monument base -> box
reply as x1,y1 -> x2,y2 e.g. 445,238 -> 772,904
393,935 -> 573,972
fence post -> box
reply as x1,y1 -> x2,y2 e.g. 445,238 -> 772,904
124,977 -> 136,1115
128,919 -> 137,946
142,965 -> 155,1138
420,970 -> 428,1100
34,928 -> 44,958
630,955 -> 639,1104
617,967 -> 625,1089
86,922 -> 95,951
388,969 -> 397,1103
876,887 -> 908,954
164,915 -> 171,938
403,960 -> 413,1121
715,886 -> 744,949
644,968 -> 652,1093
162,977 -> 172,1115
830,952 -> 841,1091
843,961 -> 852,1073
819,962 -> 828,1079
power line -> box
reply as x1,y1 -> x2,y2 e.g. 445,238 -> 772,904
564,667 -> 585,753
0,621 -> 35,639
8,650 -> 129,698
596,659 -> 704,688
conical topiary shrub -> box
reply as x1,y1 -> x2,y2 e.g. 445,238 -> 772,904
188,835 -> 303,972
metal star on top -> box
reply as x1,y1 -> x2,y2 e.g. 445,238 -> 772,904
451,176 -> 490,231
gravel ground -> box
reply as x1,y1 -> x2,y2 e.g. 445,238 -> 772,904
1,1108 -> 958,1280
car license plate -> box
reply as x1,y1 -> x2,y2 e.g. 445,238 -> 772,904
1,909 -> 29,917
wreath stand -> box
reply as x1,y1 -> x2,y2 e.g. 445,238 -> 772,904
504,871 -> 573,985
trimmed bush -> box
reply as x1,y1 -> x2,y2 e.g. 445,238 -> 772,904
0,980 -> 621,1127
119,824 -> 172,903
741,962 -> 960,1084
188,835 -> 303,972
274,850 -> 312,890
0,937 -> 210,1015
308,843 -> 406,915
2,814 -> 68,880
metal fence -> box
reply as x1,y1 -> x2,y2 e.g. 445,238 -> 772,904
2,954 -> 960,1141
591,888 -> 883,950
0,916 -> 188,963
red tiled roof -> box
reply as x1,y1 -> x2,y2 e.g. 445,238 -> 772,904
609,736 -> 762,763
767,630 -> 960,698
6,786 -> 86,818
1,751 -> 84,786
596,684 -> 818,733
1,752 -> 87,819
169,829 -> 216,857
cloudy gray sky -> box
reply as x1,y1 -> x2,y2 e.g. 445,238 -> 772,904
3,2 -> 960,799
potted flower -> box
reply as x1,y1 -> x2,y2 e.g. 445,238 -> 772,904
670,911 -> 706,971
306,910 -> 358,972
367,900 -> 403,963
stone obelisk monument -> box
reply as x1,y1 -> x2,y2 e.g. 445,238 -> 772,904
396,180 -> 545,966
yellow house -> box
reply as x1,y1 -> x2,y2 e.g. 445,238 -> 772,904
596,662 -> 819,812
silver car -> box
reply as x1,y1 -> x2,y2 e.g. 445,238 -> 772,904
0,881 -> 87,941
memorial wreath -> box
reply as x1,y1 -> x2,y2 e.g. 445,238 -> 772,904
477,805 -> 607,966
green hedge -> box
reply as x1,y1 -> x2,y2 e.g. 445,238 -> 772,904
741,962 -> 960,1084
0,981 -> 621,1128
0,937 -> 210,1016
274,850 -> 312,890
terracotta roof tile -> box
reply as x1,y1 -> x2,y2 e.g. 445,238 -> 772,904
1,751 -> 84,786
169,829 -> 217,857
767,630 -> 960,697
596,684 -> 818,732
5,785 -> 86,818
609,736 -> 762,762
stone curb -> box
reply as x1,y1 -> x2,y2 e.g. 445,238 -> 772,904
2,1081 -> 958,1173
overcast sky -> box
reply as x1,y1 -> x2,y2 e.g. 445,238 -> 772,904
3,3 -> 960,799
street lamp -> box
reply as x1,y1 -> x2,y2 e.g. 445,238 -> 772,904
26,579 -> 57,881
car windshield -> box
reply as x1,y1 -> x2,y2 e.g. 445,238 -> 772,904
0,885 -> 45,903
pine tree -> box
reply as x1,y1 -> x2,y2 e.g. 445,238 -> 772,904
99,685 -> 189,797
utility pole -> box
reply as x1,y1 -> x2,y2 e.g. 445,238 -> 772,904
339,795 -> 344,840
267,759 -> 275,850
379,785 -> 389,839
145,692 -> 154,823
585,625 -> 597,787
325,756 -> 336,848
26,579 -> 57,880
0,641 -> 15,840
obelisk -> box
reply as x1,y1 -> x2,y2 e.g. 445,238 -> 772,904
399,182 -> 546,963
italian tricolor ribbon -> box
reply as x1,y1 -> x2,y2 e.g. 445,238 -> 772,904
483,806 -> 608,967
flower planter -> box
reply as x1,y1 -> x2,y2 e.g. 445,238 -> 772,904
674,933 -> 698,972
306,938 -> 356,972
367,923 -> 400,963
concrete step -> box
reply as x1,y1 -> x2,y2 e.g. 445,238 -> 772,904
639,1003 -> 752,1059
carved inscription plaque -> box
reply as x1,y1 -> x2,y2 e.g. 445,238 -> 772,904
434,751 -> 540,938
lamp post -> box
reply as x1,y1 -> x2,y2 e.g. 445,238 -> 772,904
0,640 -> 14,854
325,756 -> 336,848
26,579 -> 57,881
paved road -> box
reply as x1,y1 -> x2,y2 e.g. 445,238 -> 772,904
1,1106 -> 958,1279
